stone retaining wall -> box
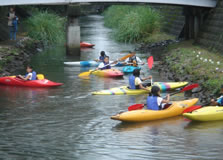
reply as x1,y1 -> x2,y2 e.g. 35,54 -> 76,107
197,0 -> 223,52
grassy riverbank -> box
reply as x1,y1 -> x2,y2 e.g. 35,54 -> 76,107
163,41 -> 223,95
103,5 -> 174,43
25,10 -> 66,46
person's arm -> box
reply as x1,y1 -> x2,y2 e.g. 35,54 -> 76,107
97,63 -> 104,70
141,75 -> 152,81
162,94 -> 170,104
18,74 -> 31,80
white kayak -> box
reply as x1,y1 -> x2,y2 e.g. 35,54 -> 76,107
64,61 -> 124,67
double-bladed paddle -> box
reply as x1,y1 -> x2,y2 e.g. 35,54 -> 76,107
128,83 -> 199,111
78,52 -> 135,78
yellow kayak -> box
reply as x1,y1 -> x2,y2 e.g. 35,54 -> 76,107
183,106 -> 223,121
111,98 -> 198,122
92,82 -> 188,95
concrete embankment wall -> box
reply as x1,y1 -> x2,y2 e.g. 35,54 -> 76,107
150,4 -> 185,38
197,0 -> 223,52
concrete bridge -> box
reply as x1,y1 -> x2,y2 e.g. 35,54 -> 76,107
0,0 -> 217,8
0,0 -> 218,55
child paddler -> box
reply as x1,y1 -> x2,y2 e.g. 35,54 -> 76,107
124,52 -> 144,67
147,86 -> 170,110
18,65 -> 37,81
128,69 -> 152,91
97,56 -> 117,70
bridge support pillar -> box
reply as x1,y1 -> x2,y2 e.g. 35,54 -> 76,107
66,4 -> 81,55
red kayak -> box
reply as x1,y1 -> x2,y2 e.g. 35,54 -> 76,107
0,77 -> 63,87
80,42 -> 95,48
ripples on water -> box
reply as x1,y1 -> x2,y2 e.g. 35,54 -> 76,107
0,15 -> 223,159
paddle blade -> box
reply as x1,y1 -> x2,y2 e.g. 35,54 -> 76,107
147,56 -> 154,70
119,52 -> 135,61
183,105 -> 201,113
78,71 -> 91,78
180,83 -> 199,93
128,104 -> 144,111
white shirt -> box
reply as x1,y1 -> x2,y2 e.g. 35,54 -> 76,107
125,57 -> 142,63
26,73 -> 33,80
98,62 -> 111,69
135,77 -> 142,86
157,97 -> 163,106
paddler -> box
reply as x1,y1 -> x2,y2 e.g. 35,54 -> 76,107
17,65 -> 37,80
124,52 -> 144,67
95,51 -> 107,62
147,86 -> 170,110
128,69 -> 152,91
210,85 -> 223,106
96,56 -> 117,70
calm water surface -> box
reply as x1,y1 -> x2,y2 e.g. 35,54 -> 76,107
0,15 -> 223,159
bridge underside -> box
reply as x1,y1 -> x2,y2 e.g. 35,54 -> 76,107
0,0 -> 217,8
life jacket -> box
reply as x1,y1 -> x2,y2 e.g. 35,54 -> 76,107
99,55 -> 106,61
217,96 -> 223,106
129,75 -> 140,89
128,56 -> 138,67
129,75 -> 136,89
147,96 -> 160,110
25,71 -> 37,80
32,71 -> 37,80
101,62 -> 111,70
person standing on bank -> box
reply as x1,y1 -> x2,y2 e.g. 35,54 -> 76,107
7,7 -> 18,40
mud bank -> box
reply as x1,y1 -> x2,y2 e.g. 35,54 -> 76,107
0,37 -> 43,76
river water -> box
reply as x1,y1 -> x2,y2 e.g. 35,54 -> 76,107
0,15 -> 223,159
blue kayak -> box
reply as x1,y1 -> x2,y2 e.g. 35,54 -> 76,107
122,66 -> 141,73
64,61 -> 124,67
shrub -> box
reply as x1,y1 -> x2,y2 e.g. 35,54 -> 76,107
103,5 -> 162,43
25,11 -> 66,45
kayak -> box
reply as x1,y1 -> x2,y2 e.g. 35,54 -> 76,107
92,82 -> 188,95
91,69 -> 123,78
111,98 -> 198,122
64,61 -> 98,67
80,42 -> 95,48
183,106 -> 223,121
0,77 -> 63,87
64,61 -> 124,67
122,66 -> 141,73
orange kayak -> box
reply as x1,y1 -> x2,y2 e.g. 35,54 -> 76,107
80,42 -> 95,48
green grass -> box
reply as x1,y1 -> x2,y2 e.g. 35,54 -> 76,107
103,5 -> 163,43
165,41 -> 223,94
25,11 -> 66,45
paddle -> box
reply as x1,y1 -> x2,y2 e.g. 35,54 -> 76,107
78,52 -> 135,78
128,83 -> 199,111
169,83 -> 199,96
9,74 -> 45,80
183,101 -> 211,113
147,56 -> 154,85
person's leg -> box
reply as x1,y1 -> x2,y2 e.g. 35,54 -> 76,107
9,26 -> 13,40
142,83 -> 151,88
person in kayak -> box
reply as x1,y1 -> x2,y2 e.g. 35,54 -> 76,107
18,65 -> 37,80
124,52 -> 144,67
95,51 -> 107,62
147,86 -> 170,110
210,85 -> 223,106
128,69 -> 152,91
97,56 -> 117,70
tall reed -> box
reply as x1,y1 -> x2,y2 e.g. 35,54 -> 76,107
25,11 -> 66,45
103,5 -> 162,43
